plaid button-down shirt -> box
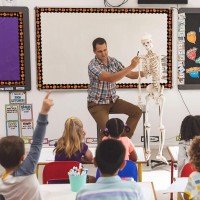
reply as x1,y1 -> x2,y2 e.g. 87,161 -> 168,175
87,56 -> 124,104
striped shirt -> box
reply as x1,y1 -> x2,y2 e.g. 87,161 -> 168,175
184,171 -> 200,199
87,56 -> 124,104
76,176 -> 144,200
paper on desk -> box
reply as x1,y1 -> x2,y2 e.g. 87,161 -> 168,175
162,177 -> 188,193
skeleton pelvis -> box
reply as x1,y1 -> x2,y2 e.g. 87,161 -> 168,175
146,84 -> 161,98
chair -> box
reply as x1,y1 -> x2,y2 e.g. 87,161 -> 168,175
96,160 -> 138,181
42,161 -> 80,184
180,162 -> 196,177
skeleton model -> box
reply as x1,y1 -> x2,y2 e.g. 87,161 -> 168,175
138,33 -> 168,164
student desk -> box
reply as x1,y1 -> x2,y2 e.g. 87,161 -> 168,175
40,182 -> 157,200
37,146 -> 146,182
167,146 -> 179,200
163,177 -> 188,200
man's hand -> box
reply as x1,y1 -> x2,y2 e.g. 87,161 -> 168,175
130,56 -> 140,69
40,91 -> 54,115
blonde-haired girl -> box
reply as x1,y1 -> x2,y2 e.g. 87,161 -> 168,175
54,117 -> 93,163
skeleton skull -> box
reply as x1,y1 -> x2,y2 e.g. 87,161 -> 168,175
141,34 -> 153,51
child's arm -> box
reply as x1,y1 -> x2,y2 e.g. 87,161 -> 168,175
128,138 -> 138,162
129,148 -> 138,162
15,92 -> 54,175
84,149 -> 94,162
81,143 -> 94,164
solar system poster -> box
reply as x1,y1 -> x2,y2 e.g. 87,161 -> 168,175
185,13 -> 200,84
178,8 -> 200,89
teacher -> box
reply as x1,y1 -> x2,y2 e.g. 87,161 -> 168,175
87,37 -> 143,142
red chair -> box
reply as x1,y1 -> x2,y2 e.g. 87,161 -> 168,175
42,161 -> 80,184
180,162 -> 196,177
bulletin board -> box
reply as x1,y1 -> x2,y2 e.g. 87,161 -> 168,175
178,8 -> 200,89
0,7 -> 31,91
35,8 -> 172,90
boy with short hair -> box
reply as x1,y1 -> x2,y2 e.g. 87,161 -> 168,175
0,92 -> 54,200
76,139 -> 144,200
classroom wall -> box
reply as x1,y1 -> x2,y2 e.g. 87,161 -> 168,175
0,0 -> 200,148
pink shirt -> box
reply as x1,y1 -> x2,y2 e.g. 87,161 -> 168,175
102,136 -> 134,160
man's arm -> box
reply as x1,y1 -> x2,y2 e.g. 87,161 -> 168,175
99,57 -> 140,83
126,71 -> 145,79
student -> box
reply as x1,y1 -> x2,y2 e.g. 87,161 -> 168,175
102,118 -> 137,162
54,117 -> 95,182
76,139 -> 144,200
0,92 -> 54,200
178,115 -> 200,176
54,116 -> 93,163
184,135 -> 200,200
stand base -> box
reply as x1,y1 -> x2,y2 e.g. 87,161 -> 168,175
151,159 -> 171,169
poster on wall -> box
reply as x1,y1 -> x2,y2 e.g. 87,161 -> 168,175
5,104 -> 19,121
178,8 -> 200,89
19,104 -> 33,120
21,121 -> 34,137
6,121 -> 20,136
9,91 -> 27,104
0,6 -> 31,91
35,8 -> 172,90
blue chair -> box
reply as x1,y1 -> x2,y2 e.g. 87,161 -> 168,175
96,160 -> 138,181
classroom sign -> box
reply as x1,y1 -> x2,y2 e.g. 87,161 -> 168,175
5,104 -> 19,121
21,121 -> 34,137
6,121 -> 20,136
19,104 -> 33,120
9,92 -> 26,104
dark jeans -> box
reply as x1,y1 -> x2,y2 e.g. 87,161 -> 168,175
88,98 -> 142,142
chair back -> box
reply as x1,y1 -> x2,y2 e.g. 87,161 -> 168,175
180,162 -> 196,177
96,160 -> 138,181
42,161 -> 80,184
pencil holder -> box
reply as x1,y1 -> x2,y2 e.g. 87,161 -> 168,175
69,174 -> 87,192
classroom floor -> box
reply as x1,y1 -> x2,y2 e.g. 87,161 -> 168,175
0,148 -> 178,199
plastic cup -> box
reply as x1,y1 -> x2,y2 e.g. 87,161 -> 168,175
69,174 -> 87,192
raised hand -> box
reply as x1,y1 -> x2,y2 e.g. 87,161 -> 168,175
40,91 -> 54,115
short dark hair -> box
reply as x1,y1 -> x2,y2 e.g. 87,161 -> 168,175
189,135 -> 200,172
105,118 -> 124,138
95,139 -> 125,175
180,115 -> 200,141
0,136 -> 25,169
92,37 -> 107,51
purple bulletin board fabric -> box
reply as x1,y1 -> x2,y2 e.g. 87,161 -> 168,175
0,17 -> 20,81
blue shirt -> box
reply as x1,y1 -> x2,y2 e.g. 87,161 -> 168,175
87,56 -> 124,104
76,176 -> 145,200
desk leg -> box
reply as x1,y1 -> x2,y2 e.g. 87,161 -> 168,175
36,164 -> 39,178
138,163 -> 142,182
170,160 -> 174,200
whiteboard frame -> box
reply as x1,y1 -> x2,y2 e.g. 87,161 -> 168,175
35,8 -> 172,90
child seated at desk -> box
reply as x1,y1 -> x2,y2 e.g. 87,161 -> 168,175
54,117 -> 95,182
76,139 -> 144,200
178,115 -> 200,176
102,118 -> 137,162
184,135 -> 200,200
0,92 -> 53,200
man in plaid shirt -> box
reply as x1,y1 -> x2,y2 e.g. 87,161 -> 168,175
87,37 -> 144,142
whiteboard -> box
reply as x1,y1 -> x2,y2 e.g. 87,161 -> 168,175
35,8 -> 172,90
